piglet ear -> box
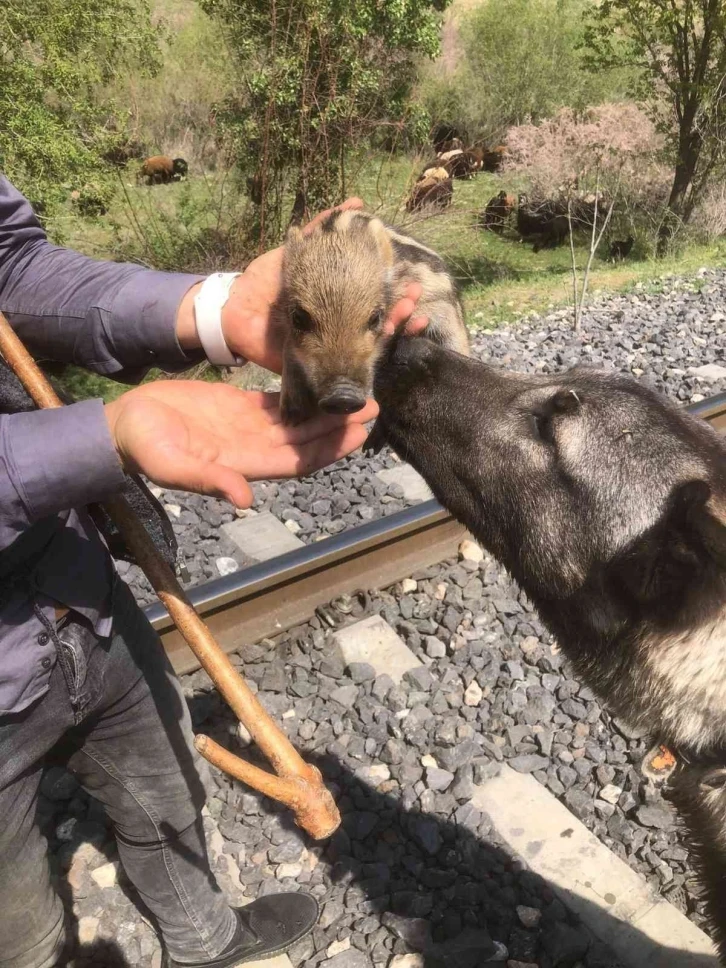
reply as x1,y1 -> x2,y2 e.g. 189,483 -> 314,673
285,225 -> 304,248
368,217 -> 394,268
551,388 -> 582,414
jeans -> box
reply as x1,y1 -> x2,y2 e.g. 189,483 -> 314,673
0,579 -> 237,968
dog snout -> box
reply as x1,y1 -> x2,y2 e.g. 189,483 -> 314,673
318,382 -> 368,415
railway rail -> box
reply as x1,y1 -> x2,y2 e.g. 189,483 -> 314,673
147,390 -> 726,675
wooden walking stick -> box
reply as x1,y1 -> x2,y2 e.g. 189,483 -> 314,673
0,310 -> 340,840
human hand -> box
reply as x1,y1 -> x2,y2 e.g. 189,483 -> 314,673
105,380 -> 378,507
177,198 -> 428,372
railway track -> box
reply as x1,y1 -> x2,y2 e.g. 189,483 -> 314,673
147,390 -> 726,675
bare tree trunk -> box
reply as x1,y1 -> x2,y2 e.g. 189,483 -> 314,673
657,128 -> 701,255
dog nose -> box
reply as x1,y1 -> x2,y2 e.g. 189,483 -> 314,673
389,334 -> 437,371
318,383 -> 367,414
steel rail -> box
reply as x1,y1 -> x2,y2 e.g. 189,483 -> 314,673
148,390 -> 726,674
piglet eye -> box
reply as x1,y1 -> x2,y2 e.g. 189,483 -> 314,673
367,309 -> 383,331
291,307 -> 314,332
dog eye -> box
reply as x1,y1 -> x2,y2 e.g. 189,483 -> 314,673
291,307 -> 314,332
366,309 -> 384,331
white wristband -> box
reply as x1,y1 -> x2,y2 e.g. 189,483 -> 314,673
194,272 -> 245,366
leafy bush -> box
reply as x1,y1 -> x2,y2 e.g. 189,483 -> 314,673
200,0 -> 449,248
0,0 -> 161,220
419,0 -> 637,144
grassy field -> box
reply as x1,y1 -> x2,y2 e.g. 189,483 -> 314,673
51,153 -> 725,401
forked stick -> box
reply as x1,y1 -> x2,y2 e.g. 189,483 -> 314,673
0,310 -> 340,840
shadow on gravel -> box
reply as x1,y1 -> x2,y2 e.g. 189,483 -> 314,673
192,692 -> 714,968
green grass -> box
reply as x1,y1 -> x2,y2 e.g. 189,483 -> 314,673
49,153 -> 725,402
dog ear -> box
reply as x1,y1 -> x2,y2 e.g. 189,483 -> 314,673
617,480 -> 725,605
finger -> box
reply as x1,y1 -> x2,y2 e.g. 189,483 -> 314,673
270,398 -> 379,446
257,423 -> 371,479
404,314 -> 429,336
303,197 -> 365,235
145,448 -> 254,508
382,282 -> 424,336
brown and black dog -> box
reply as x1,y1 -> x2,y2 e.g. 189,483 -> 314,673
375,336 -> 726,958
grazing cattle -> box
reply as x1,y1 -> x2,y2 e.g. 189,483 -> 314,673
406,177 -> 454,213
432,123 -> 463,153
437,148 -> 464,164
139,155 -> 188,185
480,191 -> 516,233
482,145 -> 507,172
516,193 -> 568,252
609,235 -> 635,262
417,166 -> 450,184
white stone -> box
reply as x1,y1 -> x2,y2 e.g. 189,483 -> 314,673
377,464 -> 433,502
689,363 -> 726,382
459,538 -> 484,563
333,616 -> 422,683
277,862 -> 303,879
464,681 -> 483,706
163,503 -> 181,518
600,784 -> 623,805
215,556 -> 239,577
149,486 -> 164,498
473,765 -> 717,967
516,905 -> 542,929
389,956 -> 425,968
238,722 -> 252,746
284,519 -> 302,535
434,582 -> 448,601
77,916 -> 99,945
222,511 -> 304,562
401,578 -> 418,594
355,763 -> 392,787
691,393 -> 706,403
327,938 -> 351,957
91,862 -> 118,889
282,709 -> 296,720
421,754 -> 438,768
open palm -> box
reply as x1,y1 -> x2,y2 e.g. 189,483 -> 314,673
106,380 -> 378,508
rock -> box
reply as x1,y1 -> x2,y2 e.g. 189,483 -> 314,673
636,802 -> 676,829
77,916 -> 99,946
215,556 -> 239,576
401,578 -> 418,594
509,754 -> 550,774
516,905 -> 542,929
428,928 -> 499,967
464,681 -> 483,706
331,685 -> 359,706
389,956 -> 425,968
426,767 -> 455,792
381,913 -> 432,951
356,764 -> 392,788
690,363 -> 726,382
599,784 -> 622,805
410,815 -> 441,856
327,937 -> 352,957
459,539 -> 484,563
91,862 -> 118,889
321,950 -> 372,968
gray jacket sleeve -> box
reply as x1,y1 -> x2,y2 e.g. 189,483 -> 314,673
0,174 -> 205,380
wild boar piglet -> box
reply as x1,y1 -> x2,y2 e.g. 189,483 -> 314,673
280,209 -> 469,425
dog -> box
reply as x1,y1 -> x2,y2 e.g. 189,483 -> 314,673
374,336 -> 726,958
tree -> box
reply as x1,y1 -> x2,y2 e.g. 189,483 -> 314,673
0,0 -> 161,220
200,0 -> 449,249
585,0 -> 726,252
419,0 -> 635,145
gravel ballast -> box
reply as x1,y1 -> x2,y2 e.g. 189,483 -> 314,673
44,270 -> 725,966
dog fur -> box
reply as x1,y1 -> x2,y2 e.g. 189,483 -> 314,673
374,337 -> 726,958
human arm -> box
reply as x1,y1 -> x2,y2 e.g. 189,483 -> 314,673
0,175 -> 204,381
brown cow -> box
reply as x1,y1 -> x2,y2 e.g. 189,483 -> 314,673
480,191 -> 516,233
139,155 -> 188,185
482,145 -> 507,172
406,177 -> 454,213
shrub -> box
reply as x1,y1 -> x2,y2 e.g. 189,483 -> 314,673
418,0 -> 637,144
